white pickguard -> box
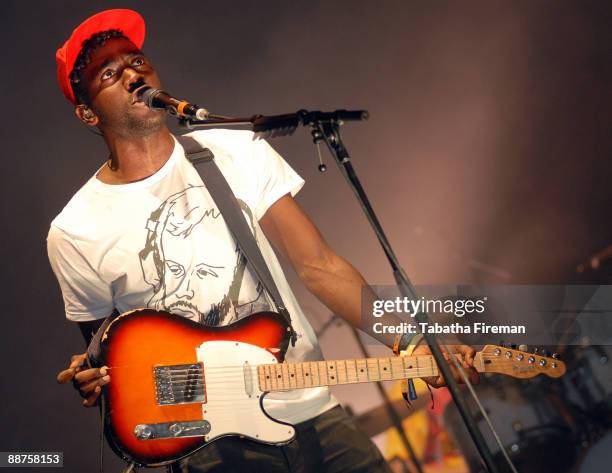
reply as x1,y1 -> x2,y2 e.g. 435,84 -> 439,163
196,341 -> 295,444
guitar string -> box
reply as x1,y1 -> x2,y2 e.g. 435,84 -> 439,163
154,366 -> 439,383
146,364 -> 548,405
156,369 -> 559,395
106,354 -> 557,373
161,373 -> 437,387
105,357 -> 559,392
106,356 -> 431,371
126,363 -> 560,406
148,363 -> 556,402
153,358 -> 558,380
149,358 -> 558,386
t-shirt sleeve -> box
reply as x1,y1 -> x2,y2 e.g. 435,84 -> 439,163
47,225 -> 114,322
248,137 -> 305,220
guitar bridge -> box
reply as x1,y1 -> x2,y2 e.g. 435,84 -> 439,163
154,363 -> 206,405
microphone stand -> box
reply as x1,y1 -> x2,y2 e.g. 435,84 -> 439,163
179,110 -> 500,473
311,117 -> 499,473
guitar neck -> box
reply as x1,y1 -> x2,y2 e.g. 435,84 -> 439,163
256,345 -> 566,392
257,355 -> 445,392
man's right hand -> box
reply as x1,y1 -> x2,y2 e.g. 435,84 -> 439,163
56,353 -> 110,407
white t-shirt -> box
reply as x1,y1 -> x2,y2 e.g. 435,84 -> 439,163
47,129 -> 337,424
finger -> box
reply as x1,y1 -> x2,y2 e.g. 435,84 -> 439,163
446,345 -> 469,370
434,351 -> 454,386
82,386 -> 102,408
57,368 -> 77,384
450,353 -> 477,385
458,345 -> 476,365
434,375 -> 446,388
69,354 -> 87,369
442,351 -> 466,384
423,375 -> 444,389
74,366 -> 108,384
79,374 -> 110,395
57,354 -> 89,384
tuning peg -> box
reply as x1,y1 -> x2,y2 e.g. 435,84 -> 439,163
518,344 -> 528,352
552,353 -> 560,360
533,348 -> 539,354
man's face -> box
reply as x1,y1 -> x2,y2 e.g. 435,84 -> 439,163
80,37 -> 165,136
157,212 -> 239,320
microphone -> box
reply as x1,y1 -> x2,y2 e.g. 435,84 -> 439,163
136,86 -> 209,120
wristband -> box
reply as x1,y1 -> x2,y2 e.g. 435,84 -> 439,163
394,333 -> 423,402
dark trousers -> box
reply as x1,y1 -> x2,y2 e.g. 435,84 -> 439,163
170,405 -> 392,473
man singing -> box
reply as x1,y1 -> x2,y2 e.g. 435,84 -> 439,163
50,9 -> 477,472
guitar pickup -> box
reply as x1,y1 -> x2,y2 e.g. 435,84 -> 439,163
154,363 -> 206,405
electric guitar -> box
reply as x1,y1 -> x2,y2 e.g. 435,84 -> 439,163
96,308 -> 566,467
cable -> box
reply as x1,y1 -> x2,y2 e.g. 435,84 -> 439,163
99,397 -> 105,473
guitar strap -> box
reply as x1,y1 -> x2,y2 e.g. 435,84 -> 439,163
176,134 -> 297,346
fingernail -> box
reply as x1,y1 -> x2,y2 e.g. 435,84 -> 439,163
100,367 -> 108,376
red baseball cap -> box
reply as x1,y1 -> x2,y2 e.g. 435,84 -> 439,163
56,9 -> 146,104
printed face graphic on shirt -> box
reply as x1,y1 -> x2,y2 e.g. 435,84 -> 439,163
139,185 -> 265,326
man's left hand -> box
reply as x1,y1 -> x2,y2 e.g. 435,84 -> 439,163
411,344 -> 480,388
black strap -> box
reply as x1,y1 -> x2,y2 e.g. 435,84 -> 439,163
177,135 -> 296,345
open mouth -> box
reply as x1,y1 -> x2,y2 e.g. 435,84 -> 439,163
129,79 -> 148,104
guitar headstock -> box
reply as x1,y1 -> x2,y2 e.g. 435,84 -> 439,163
475,345 -> 566,379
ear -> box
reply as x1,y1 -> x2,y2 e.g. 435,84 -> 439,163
74,105 -> 99,127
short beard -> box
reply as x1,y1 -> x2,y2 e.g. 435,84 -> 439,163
95,104 -> 166,138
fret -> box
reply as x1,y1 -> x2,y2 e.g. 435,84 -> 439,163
266,365 -> 275,391
429,355 -> 437,378
303,362 -> 312,388
356,359 -> 368,382
419,355 -> 435,378
390,357 -> 403,379
264,364 -> 273,391
266,364 -> 274,390
259,364 -> 266,391
379,357 -> 392,381
402,355 -> 414,379
346,359 -> 357,383
327,361 -> 338,385
258,366 -> 267,391
288,363 -> 297,389
367,359 -> 380,381
337,360 -> 348,384
295,363 -> 304,388
318,361 -> 328,386
348,359 -> 356,383
281,363 -> 290,390
274,364 -> 284,390
310,361 -> 320,387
